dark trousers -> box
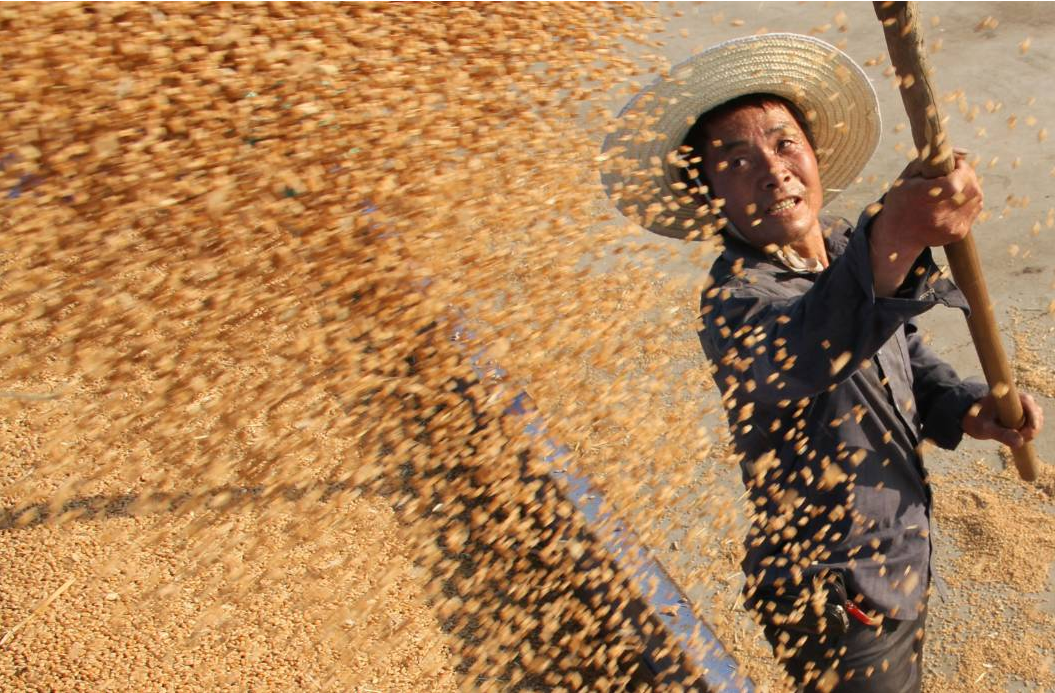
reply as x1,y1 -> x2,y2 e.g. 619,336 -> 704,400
763,604 -> 927,693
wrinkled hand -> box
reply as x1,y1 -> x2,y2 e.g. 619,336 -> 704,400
962,392 -> 1044,449
877,151 -> 984,252
869,151 -> 984,297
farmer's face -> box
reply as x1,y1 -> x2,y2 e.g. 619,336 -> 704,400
702,102 -> 823,250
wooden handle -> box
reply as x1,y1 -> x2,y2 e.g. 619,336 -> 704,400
874,1 -> 1040,481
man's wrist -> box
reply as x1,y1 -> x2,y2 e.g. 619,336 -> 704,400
868,212 -> 926,297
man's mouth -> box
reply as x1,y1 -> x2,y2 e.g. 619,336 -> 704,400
766,197 -> 800,215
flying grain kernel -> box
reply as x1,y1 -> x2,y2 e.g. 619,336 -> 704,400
830,351 -> 852,375
975,16 -> 999,32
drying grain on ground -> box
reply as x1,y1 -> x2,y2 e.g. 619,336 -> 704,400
1,3 -> 1053,692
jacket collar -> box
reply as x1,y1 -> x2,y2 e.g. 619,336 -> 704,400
719,216 -> 851,275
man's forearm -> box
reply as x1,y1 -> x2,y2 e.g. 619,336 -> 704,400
868,209 -> 927,298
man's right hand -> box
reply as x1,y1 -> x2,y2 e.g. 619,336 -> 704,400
868,152 -> 984,297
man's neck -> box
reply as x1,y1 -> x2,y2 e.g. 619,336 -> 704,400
787,229 -> 830,269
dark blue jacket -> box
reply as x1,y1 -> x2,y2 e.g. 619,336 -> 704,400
698,213 -> 988,620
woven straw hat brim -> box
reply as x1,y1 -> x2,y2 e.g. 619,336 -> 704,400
600,33 -> 881,240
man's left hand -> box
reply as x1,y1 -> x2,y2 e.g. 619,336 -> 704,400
962,392 -> 1044,449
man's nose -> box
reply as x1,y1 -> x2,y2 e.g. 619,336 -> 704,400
761,159 -> 792,190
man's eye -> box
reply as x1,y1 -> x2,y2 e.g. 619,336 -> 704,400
778,139 -> 796,150
730,157 -> 749,169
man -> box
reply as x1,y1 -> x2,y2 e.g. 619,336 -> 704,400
601,34 -> 1043,692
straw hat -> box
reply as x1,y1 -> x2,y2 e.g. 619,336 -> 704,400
600,33 -> 880,240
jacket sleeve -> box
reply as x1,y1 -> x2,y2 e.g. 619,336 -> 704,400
699,211 -> 973,406
904,319 -> 990,449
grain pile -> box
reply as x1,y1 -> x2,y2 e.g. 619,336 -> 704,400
925,460 -> 1055,692
0,2 -> 735,691
2,3 -> 1053,693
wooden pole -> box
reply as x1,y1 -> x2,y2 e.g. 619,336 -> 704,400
874,1 -> 1040,481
